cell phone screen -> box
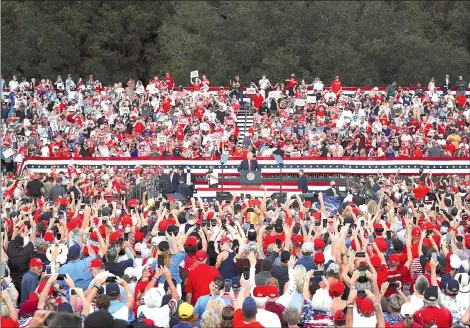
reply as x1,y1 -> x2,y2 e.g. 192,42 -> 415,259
46,265 -> 52,275
56,233 -> 62,240
431,253 -> 438,262
224,279 -> 232,293
275,239 -> 282,248
57,274 -> 66,280
322,219 -> 327,228
158,255 -> 165,268
242,266 -> 250,280
123,232 -> 129,241
356,252 -> 365,258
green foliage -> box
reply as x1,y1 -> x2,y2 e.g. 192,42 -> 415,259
2,1 -> 470,86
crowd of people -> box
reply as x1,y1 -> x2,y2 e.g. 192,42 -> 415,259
1,73 -> 470,173
1,161 -> 470,327
1,72 -> 470,328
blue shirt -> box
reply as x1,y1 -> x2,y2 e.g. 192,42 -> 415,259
173,323 -> 193,328
295,256 -> 315,272
21,271 -> 40,305
58,256 -> 95,290
194,294 -> 231,327
152,252 -> 187,284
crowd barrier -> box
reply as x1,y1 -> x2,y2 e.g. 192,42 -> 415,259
20,156 -> 470,175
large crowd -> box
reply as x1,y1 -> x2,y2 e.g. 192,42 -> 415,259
1,72 -> 470,328
1,73 -> 470,172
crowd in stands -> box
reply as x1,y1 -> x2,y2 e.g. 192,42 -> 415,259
1,72 -> 470,328
1,73 -> 470,173
1,162 -> 470,327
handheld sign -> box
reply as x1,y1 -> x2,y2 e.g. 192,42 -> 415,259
190,71 -> 199,79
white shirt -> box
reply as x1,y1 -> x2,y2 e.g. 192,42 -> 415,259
256,308 -> 281,328
207,171 -> 219,186
259,78 -> 270,90
9,80 -> 19,91
137,304 -> 170,328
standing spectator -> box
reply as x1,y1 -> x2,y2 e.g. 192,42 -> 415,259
20,258 -> 43,305
255,259 -> 273,286
26,173 -> 44,198
456,76 -> 467,95
49,177 -> 67,202
185,250 -> 220,306
176,176 -> 190,200
164,73 -> 175,90
8,75 -> 19,92
7,220 -> 36,304
259,74 -> 271,99
216,237 -> 237,280
285,74 -> 298,97
331,75 -> 342,95
65,74 -> 76,92
297,169 -> 308,193
442,74 -> 452,95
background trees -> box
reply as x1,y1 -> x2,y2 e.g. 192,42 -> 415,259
2,1 -> 470,86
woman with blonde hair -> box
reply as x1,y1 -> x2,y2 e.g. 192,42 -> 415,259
201,310 -> 220,328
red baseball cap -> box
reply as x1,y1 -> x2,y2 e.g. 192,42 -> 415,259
370,256 -> 381,269
44,231 -> 55,242
314,238 -> 325,250
329,282 -> 346,298
388,254 -> 401,264
88,258 -> 105,269
412,226 -> 422,237
304,200 -> 312,208
294,235 -> 303,246
333,310 -> 346,323
185,236 -> 198,247
267,285 -> 279,298
253,286 -> 268,298
158,220 -> 170,231
314,252 -> 325,264
30,258 -> 43,267
424,222 -> 434,231
195,250 -> 207,262
219,236 -> 231,244
358,298 -> 374,315
375,238 -> 388,252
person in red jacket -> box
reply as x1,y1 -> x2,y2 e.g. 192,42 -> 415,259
252,93 -> 264,112
285,73 -> 298,97
164,73 -> 174,90
331,75 -> 343,94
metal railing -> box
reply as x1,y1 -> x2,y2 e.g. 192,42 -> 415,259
127,176 -> 167,201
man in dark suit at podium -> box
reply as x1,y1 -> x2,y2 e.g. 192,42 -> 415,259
238,152 -> 261,188
237,152 -> 261,172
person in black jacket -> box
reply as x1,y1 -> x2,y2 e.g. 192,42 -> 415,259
325,180 -> 340,198
297,169 -> 308,193
160,169 -> 175,197
79,142 -> 91,157
176,177 -> 190,201
26,173 -> 44,198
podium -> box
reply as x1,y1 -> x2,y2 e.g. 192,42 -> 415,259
240,170 -> 262,186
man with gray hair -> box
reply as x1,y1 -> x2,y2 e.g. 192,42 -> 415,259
283,307 -> 301,328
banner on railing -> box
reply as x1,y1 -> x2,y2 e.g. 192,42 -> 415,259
19,157 -> 470,175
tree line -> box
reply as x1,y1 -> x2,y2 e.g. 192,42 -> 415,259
2,1 -> 470,87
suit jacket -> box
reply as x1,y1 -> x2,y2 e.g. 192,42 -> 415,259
325,186 -> 340,197
171,173 -> 181,190
50,184 -> 67,202
176,183 -> 190,200
160,174 -> 175,193
298,175 -> 308,193
238,159 -> 261,172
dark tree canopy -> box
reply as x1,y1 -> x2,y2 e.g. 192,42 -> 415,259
2,1 -> 470,86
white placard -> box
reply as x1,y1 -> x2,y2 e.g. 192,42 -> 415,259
119,107 -> 130,115
307,96 -> 317,103
190,71 -> 199,78
294,99 -> 306,107
246,88 -> 257,95
50,120 -> 58,132
268,91 -> 282,99
290,151 -> 301,157
156,135 -> 167,144
3,148 -> 14,158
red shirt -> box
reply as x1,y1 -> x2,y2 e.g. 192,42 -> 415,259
263,233 -> 285,255
331,80 -> 342,94
164,76 -> 174,89
233,309 -> 264,328
385,265 -> 410,297
185,263 -> 220,306
391,321 -> 422,328
414,306 -> 452,328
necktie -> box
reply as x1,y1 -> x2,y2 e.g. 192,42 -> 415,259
248,160 -> 252,172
